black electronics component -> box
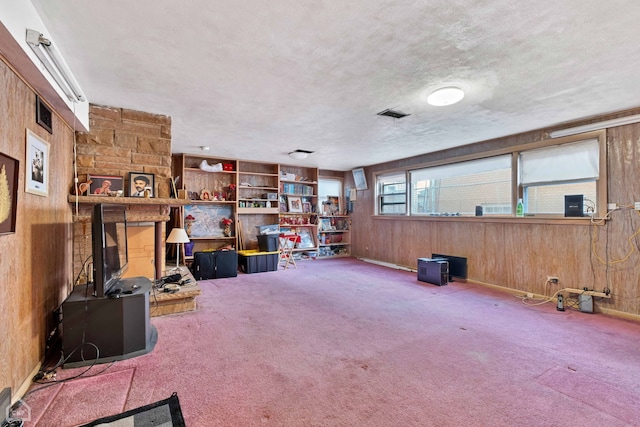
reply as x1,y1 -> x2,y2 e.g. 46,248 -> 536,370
564,194 -> 584,217
417,258 -> 449,286
161,274 -> 182,283
431,253 -> 468,280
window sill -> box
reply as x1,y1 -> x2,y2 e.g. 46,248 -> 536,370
372,214 -> 599,226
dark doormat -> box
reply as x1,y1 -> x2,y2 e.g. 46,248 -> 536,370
79,392 -> 185,426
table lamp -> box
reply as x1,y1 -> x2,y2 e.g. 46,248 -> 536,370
166,228 -> 190,269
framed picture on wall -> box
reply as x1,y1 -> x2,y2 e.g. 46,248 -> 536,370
25,129 -> 50,197
0,152 -> 19,235
129,172 -> 155,197
352,167 -> 368,191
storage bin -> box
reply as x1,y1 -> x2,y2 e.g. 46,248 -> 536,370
257,234 -> 279,252
237,250 -> 279,273
191,250 -> 238,280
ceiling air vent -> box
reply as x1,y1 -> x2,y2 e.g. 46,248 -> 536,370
377,108 -> 410,119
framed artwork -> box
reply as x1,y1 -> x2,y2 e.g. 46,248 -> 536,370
129,172 -> 155,197
328,196 -> 340,214
302,201 -> 311,213
297,228 -> 315,249
320,218 -> 333,231
0,152 -> 19,235
287,196 -> 303,213
184,204 -> 233,238
352,167 -> 368,190
279,195 -> 288,212
36,95 -> 53,134
25,129 -> 50,196
89,174 -> 123,196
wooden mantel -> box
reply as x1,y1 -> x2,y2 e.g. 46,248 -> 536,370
68,195 -> 190,279
68,195 -> 189,220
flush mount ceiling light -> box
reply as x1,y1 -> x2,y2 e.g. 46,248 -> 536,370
427,87 -> 465,106
288,149 -> 314,160
200,146 -> 210,151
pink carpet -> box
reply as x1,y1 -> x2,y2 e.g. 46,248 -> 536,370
22,258 -> 640,426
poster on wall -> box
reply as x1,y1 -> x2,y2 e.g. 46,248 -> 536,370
25,129 -> 50,197
0,152 -> 19,235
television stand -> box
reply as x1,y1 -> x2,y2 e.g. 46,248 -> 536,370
62,277 -> 157,368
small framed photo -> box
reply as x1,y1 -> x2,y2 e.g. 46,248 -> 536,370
302,201 -> 312,213
0,152 -> 19,235
287,196 -> 303,213
352,167 -> 368,191
327,196 -> 340,215
89,174 -> 123,196
129,172 -> 155,197
25,129 -> 50,197
297,228 -> 316,249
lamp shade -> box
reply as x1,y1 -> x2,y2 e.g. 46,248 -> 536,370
167,228 -> 190,244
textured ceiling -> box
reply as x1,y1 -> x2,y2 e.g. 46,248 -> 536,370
30,0 -> 640,171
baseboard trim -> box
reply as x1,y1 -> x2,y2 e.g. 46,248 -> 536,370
357,259 -> 640,323
13,362 -> 42,404
358,257 -> 415,272
466,279 -> 640,323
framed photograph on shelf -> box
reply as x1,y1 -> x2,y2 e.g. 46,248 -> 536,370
297,228 -> 315,249
319,218 -> 333,231
89,174 -> 123,196
129,172 -> 155,197
0,152 -> 19,235
25,129 -> 49,197
302,201 -> 311,213
327,195 -> 340,215
288,196 -> 303,213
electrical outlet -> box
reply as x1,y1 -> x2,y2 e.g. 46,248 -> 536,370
526,292 -> 534,298
608,203 -> 618,210
547,276 -> 559,284
635,202 -> 640,211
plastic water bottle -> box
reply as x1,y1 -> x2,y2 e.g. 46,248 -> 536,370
516,198 -> 524,217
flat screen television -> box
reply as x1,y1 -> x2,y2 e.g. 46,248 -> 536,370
92,204 -> 129,297
431,253 -> 468,281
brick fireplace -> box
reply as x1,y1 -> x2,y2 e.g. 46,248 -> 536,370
71,105 -> 174,283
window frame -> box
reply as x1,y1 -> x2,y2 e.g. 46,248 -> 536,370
376,172 -> 407,215
373,130 -> 607,220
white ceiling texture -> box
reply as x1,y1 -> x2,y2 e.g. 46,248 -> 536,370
30,1 -> 640,171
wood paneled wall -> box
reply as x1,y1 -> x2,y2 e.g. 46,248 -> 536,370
0,59 -> 74,394
350,110 -> 640,318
